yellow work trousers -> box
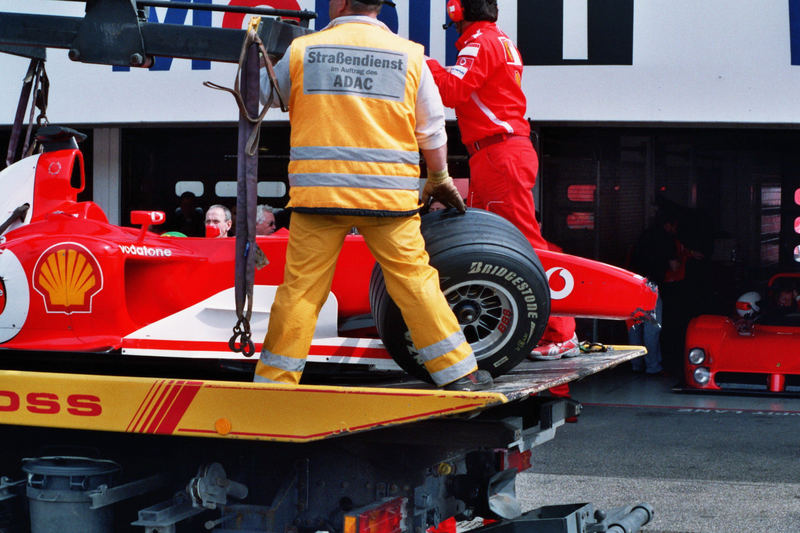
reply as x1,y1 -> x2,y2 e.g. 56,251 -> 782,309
253,212 -> 477,386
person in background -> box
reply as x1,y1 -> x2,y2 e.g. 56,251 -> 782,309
775,287 -> 800,312
764,284 -> 800,320
169,191 -> 205,237
256,205 -> 277,235
253,0 -> 492,391
426,0 -> 578,359
626,211 -> 681,375
205,204 -> 232,238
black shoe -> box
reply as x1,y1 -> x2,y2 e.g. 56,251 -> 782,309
443,370 -> 493,391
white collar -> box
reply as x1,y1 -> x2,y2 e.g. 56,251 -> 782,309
323,15 -> 392,33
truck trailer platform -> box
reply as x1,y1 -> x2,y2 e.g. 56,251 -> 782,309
0,348 -> 653,533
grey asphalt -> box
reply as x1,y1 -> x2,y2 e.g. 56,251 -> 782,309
516,365 -> 800,533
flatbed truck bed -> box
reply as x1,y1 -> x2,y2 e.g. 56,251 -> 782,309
0,348 -> 653,533
0,347 -> 643,442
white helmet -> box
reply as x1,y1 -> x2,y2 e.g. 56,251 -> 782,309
736,291 -> 761,318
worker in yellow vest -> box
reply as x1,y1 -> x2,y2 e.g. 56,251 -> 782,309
254,0 -> 492,391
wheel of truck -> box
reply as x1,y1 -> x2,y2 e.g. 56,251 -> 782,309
369,208 -> 551,383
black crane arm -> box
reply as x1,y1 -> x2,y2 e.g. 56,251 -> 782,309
0,0 -> 314,65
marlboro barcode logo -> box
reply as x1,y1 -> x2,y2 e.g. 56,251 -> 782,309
518,0 -> 634,66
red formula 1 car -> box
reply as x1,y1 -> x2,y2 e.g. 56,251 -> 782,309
0,126 -> 657,382
683,273 -> 800,394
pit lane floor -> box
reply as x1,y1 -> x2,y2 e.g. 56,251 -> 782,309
518,365 -> 800,532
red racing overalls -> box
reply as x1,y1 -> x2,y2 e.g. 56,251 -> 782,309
428,21 -> 573,343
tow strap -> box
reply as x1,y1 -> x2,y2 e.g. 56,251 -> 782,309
0,204 -> 30,236
203,18 -> 287,156
6,58 -> 48,167
579,341 -> 608,353
206,19 -> 271,358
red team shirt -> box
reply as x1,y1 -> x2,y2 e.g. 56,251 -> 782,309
426,21 -> 530,144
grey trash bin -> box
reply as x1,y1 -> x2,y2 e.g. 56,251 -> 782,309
22,456 -> 120,533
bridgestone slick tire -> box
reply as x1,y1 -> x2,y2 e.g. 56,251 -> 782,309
369,208 -> 551,383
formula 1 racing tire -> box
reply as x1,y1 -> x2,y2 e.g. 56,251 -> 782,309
369,208 -> 551,383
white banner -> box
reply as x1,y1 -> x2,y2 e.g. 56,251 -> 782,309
1,0 -> 799,125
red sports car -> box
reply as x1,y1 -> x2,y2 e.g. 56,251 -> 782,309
0,126 -> 657,382
683,273 -> 800,393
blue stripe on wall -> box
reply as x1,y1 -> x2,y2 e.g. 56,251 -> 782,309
445,23 -> 459,66
791,0 -> 800,65
409,1 -> 431,56
315,0 -> 330,28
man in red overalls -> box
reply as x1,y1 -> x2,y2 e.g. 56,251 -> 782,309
426,0 -> 579,360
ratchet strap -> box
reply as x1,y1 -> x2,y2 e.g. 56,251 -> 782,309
203,17 -> 287,156
0,204 -> 30,236
6,58 -> 48,167
579,341 -> 608,353
225,20 -> 265,358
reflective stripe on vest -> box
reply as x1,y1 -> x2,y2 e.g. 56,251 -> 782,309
291,146 -> 420,165
290,173 -> 419,190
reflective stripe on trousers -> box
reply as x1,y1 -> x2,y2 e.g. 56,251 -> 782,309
253,212 -> 477,386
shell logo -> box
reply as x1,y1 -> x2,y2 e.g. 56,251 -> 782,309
33,243 -> 103,314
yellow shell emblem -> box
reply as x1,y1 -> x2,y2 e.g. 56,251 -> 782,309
33,243 -> 103,314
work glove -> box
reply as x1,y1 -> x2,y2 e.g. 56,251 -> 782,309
422,169 -> 466,213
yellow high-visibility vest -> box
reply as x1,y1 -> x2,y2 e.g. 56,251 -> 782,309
287,21 -> 424,216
